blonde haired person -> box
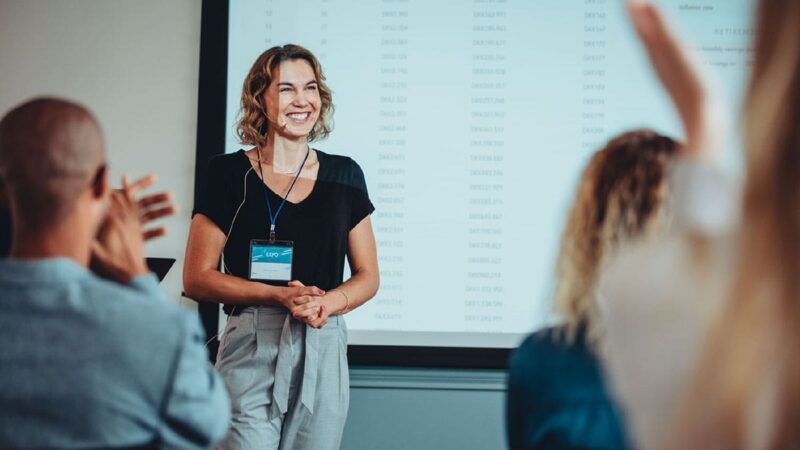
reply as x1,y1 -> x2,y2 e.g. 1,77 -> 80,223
184,44 -> 379,449
601,0 -> 800,448
506,129 -> 678,450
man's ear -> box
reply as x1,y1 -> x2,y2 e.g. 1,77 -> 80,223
91,164 -> 109,200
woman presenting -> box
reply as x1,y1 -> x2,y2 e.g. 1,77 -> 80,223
184,44 -> 379,450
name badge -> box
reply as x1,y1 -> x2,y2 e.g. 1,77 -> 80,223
249,239 -> 294,282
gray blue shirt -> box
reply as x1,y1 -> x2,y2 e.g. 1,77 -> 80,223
0,258 -> 230,449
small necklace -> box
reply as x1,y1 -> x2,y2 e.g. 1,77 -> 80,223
254,147 -> 313,174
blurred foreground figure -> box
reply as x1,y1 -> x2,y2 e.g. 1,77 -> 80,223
0,97 -> 230,449
602,0 -> 800,448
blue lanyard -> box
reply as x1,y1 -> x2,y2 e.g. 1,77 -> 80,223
257,148 -> 310,241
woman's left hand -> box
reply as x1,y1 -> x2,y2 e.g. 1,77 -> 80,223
288,280 -> 329,328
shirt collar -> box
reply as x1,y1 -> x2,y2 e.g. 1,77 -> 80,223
0,257 -> 89,284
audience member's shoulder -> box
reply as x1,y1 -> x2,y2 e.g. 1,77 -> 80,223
509,325 -> 603,402
80,274 -> 190,328
510,326 -> 582,375
74,275 -> 204,390
515,326 -> 564,358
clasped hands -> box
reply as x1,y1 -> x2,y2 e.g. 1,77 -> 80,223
282,280 -> 337,329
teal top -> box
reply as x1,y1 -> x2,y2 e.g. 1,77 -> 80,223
506,325 -> 630,450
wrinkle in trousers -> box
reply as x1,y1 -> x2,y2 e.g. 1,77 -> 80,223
215,307 -> 349,450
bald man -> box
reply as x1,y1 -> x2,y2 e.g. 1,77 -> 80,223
0,98 -> 230,449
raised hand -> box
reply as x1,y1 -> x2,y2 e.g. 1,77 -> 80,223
626,0 -> 727,160
91,174 -> 176,283
91,183 -> 148,283
121,174 -> 177,241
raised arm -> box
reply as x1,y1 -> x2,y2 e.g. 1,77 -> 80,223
627,0 -> 727,161
599,4 -> 738,448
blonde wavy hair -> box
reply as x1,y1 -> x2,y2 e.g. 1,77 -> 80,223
553,129 -> 678,348
237,44 -> 334,147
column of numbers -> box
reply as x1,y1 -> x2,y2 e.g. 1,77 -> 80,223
581,0 -> 609,151
373,0 -> 410,323
464,0 -> 508,327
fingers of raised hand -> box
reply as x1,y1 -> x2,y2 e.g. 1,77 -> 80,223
138,191 -> 172,209
141,204 -> 176,223
124,174 -> 157,199
142,227 -> 167,241
117,177 -> 175,240
627,0 -> 661,41
137,191 -> 176,227
107,191 -> 140,227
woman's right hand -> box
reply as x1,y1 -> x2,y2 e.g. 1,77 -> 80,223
280,281 -> 329,328
275,280 -> 325,310
626,0 -> 727,161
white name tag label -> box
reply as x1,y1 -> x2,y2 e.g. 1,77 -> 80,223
249,239 -> 294,282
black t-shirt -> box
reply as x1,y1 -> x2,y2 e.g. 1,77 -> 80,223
192,149 -> 374,315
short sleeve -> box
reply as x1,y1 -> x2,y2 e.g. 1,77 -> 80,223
348,159 -> 375,230
192,155 -> 239,234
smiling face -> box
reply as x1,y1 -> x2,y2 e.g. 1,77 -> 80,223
262,59 -> 321,141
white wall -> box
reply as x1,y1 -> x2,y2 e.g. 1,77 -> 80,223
0,0 -> 202,305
